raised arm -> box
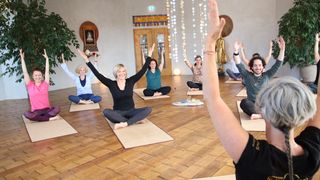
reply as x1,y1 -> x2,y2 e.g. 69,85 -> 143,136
315,33 -> 320,64
60,53 -> 77,80
19,49 -> 30,84
276,36 -> 285,61
233,41 -> 242,64
203,0 -> 248,163
239,43 -> 250,65
184,58 -> 193,69
77,49 -> 113,86
264,41 -> 273,64
130,44 -> 154,82
42,49 -> 50,84
159,48 -> 165,72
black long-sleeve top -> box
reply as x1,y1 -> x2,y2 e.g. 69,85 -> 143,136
87,57 -> 151,111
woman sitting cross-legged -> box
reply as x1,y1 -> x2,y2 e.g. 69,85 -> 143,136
60,53 -> 101,104
203,0 -> 320,179
20,49 -> 60,122
77,46 -> 154,129
142,47 -> 171,97
184,55 -> 203,90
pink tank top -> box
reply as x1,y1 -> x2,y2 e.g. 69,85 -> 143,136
27,81 -> 50,112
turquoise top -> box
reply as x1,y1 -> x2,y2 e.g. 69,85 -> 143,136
146,69 -> 161,90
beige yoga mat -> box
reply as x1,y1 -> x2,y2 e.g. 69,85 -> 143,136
236,101 -> 265,132
105,118 -> 173,149
187,90 -> 203,96
22,115 -> 77,142
225,79 -> 242,84
134,88 -> 170,100
236,88 -> 247,97
69,102 -> 100,112
193,174 -> 236,180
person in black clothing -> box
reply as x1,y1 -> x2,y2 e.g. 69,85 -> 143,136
77,45 -> 155,129
203,0 -> 320,179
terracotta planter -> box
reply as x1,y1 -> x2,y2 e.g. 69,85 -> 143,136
300,65 -> 317,83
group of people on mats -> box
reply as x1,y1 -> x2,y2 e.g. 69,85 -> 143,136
18,0 -> 319,179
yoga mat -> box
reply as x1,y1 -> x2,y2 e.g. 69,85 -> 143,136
236,88 -> 247,97
187,90 -> 203,96
134,88 -> 170,100
22,115 -> 77,142
105,118 -> 173,149
172,99 -> 204,106
192,174 -> 236,180
236,101 -> 265,132
69,103 -> 100,112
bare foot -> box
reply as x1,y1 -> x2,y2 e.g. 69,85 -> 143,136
114,122 -> 128,129
49,116 -> 60,121
153,92 -> 162,96
137,119 -> 147,124
79,100 -> 87,104
189,88 -> 199,91
250,114 -> 262,120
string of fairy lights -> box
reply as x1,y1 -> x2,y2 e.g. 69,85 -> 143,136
166,0 -> 208,62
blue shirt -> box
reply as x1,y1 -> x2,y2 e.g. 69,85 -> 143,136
146,69 -> 161,90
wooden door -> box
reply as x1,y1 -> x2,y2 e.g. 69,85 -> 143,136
133,28 -> 172,75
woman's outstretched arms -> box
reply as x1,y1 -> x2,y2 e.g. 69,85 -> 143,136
19,49 -> 30,85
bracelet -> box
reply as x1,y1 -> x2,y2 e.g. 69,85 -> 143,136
204,50 -> 215,55
233,52 -> 239,56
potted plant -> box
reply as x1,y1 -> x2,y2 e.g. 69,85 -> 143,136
274,0 -> 320,82
0,0 -> 79,84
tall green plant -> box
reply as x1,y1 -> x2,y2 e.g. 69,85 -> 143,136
0,0 -> 79,83
274,0 -> 320,68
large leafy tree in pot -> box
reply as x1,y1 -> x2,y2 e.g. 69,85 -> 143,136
274,0 -> 320,68
0,0 -> 79,83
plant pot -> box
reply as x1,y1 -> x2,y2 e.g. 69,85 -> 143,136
300,65 -> 317,83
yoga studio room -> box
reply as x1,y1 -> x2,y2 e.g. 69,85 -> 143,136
0,0 -> 319,179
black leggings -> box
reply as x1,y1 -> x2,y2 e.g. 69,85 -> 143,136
240,98 -> 256,116
187,81 -> 202,90
143,86 -> 171,96
103,107 -> 152,125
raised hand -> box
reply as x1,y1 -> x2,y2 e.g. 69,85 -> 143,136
277,36 -> 285,51
148,43 -> 155,57
206,0 -> 226,49
316,33 -> 320,42
234,41 -> 241,51
19,49 -> 24,60
61,53 -> 66,64
77,49 -> 89,63
42,49 -> 49,60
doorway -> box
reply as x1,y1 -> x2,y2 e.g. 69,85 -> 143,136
133,28 -> 172,75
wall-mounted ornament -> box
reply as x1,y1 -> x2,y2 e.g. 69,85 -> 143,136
79,21 -> 99,56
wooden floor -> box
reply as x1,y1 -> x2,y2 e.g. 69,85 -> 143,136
0,75 -> 319,179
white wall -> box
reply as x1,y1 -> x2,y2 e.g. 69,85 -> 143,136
0,0 -> 295,100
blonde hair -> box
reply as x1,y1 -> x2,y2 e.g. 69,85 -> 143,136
113,64 -> 127,78
75,65 -> 88,74
255,77 -> 316,179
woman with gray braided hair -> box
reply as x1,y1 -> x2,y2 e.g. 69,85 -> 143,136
203,0 -> 320,179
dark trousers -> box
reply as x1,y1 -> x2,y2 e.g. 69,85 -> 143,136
240,98 -> 256,116
143,86 -> 171,96
226,69 -> 241,81
103,107 -> 152,125
187,81 -> 202,90
24,106 -> 60,122
68,94 -> 102,104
